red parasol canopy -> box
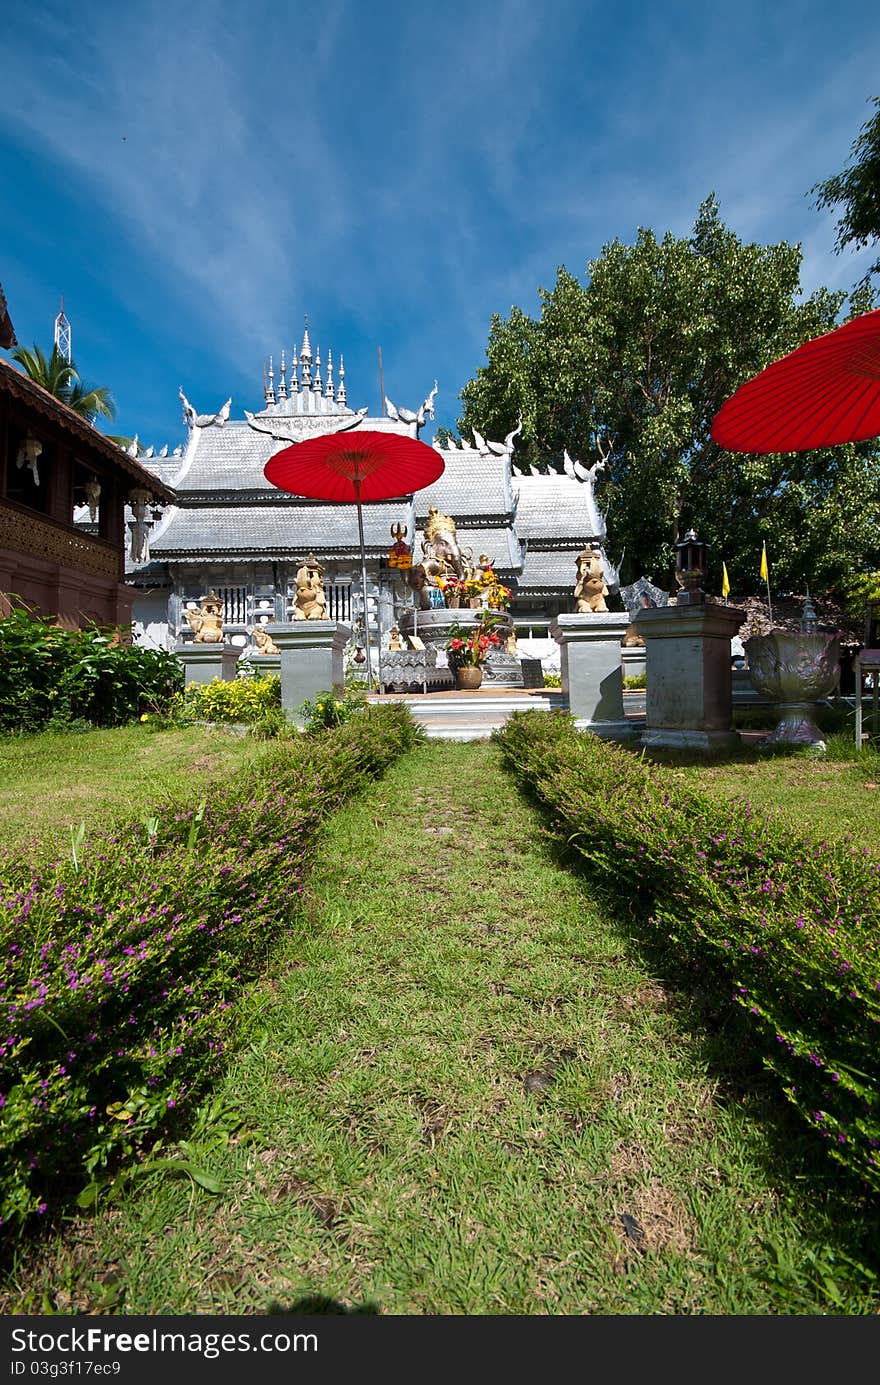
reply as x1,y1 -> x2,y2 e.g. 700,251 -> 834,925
264,429 -> 444,691
264,429 -> 444,502
711,307 -> 880,453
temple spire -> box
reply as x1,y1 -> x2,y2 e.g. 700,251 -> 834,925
312,345 -> 322,392
325,348 -> 335,398
278,348 -> 288,399
337,353 -> 347,405
290,344 -> 300,393
300,320 -> 312,388
266,354 -> 276,405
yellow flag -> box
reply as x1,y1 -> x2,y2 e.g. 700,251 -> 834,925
760,543 -> 769,582
721,562 -> 730,598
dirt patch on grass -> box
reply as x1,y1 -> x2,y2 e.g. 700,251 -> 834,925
614,1180 -> 696,1257
189,755 -> 223,772
410,1093 -> 453,1144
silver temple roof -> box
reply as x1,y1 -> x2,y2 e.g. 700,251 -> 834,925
133,326 -> 606,580
150,500 -> 415,560
514,475 -> 605,541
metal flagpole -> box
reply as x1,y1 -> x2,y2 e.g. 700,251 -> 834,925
354,479 -> 374,692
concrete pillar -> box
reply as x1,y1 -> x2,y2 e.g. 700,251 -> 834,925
242,651 -> 281,678
175,643 -> 239,685
621,645 -> 646,680
634,602 -> 742,752
265,621 -> 351,727
550,612 -> 638,740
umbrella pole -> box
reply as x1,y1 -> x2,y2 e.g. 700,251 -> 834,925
354,483 -> 374,692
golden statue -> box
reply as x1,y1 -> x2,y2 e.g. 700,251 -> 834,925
252,625 -> 280,654
294,554 -> 328,621
422,505 -> 464,579
387,626 -> 405,651
574,545 -> 609,614
184,591 -> 225,643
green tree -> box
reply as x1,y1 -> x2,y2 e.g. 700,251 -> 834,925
10,343 -> 116,424
812,95 -> 880,288
459,197 -> 880,593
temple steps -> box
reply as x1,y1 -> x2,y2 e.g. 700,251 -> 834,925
367,689 -> 567,741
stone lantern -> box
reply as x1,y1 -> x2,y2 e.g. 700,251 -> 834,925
674,529 -> 709,606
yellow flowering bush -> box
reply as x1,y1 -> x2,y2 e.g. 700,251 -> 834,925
172,673 -> 281,725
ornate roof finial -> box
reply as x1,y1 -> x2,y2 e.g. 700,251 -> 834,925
313,345 -> 323,392
278,348 -> 288,399
325,348 -> 335,398
300,319 -> 312,388
266,354 -> 276,405
337,353 -> 347,405
290,344 -> 300,393
262,360 -> 269,403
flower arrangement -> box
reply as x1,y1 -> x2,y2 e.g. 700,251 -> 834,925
445,611 -> 504,668
484,577 -> 511,610
441,575 -> 481,605
441,569 -> 511,610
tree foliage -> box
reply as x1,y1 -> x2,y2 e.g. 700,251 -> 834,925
812,95 -> 880,287
458,196 -> 880,593
10,343 -> 116,424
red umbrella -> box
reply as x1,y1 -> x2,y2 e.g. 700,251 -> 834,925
711,307 -> 880,453
264,430 -> 444,689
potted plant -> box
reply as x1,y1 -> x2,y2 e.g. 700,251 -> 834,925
445,611 -> 504,689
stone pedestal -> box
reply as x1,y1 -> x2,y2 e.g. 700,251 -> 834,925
634,603 -> 742,753
621,645 -> 646,680
550,612 -> 638,740
399,607 -> 524,687
241,651 -> 282,678
175,643 -> 239,685
264,622 -> 351,726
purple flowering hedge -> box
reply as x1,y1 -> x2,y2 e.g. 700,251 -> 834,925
0,705 -> 422,1230
494,711 -> 880,1191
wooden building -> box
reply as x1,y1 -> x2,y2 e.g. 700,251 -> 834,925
0,357 -> 174,629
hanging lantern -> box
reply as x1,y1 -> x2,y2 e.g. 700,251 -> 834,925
354,646 -> 366,665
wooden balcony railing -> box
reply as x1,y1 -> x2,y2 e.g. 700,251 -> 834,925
0,500 -> 120,580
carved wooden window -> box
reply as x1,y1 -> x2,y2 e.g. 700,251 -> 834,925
217,585 -> 248,626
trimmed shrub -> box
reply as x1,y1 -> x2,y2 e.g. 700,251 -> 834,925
298,689 -> 367,733
494,711 -> 880,1191
0,704 -> 423,1229
0,608 -> 183,734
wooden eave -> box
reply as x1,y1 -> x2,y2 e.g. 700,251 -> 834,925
0,358 -> 175,502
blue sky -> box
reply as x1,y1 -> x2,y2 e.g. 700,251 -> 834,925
1,0 -> 879,452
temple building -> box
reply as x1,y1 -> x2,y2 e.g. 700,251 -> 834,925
125,325 -> 614,663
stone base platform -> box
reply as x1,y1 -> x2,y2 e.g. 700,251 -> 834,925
370,688 -> 565,740
399,607 -> 525,688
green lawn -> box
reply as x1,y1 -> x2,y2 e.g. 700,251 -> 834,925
4,738 -> 878,1314
0,724 -> 266,855
674,736 -> 880,855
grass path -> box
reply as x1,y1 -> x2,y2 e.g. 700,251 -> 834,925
7,741 -> 879,1314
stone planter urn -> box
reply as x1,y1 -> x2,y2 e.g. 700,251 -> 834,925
454,665 -> 483,691
744,629 -> 840,748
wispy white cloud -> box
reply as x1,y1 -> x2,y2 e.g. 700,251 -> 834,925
2,0 -> 878,443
